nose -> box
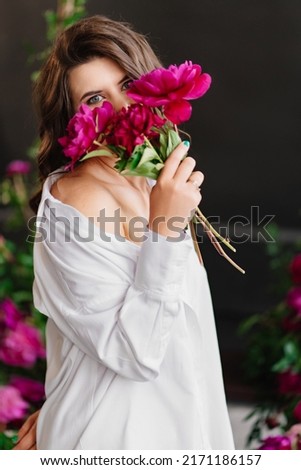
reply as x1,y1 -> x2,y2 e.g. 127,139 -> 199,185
110,93 -> 132,112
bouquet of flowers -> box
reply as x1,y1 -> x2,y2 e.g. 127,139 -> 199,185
59,61 -> 244,273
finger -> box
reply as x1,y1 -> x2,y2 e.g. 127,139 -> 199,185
16,411 -> 38,439
13,421 -> 37,450
158,141 -> 189,182
13,433 -> 36,450
187,170 -> 204,186
173,156 -> 196,183
13,429 -> 36,450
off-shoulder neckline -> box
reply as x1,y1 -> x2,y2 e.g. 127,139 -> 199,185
42,168 -> 156,251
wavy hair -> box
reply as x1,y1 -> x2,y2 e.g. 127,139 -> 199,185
30,15 -> 162,213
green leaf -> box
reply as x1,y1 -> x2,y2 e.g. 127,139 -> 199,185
271,358 -> 291,372
166,129 -> 182,156
136,147 -> 160,168
237,314 -> 261,335
80,148 -> 115,161
129,148 -> 144,170
0,432 -> 18,450
12,291 -> 34,304
159,131 -> 168,155
114,158 -> 127,172
122,162 -> 160,179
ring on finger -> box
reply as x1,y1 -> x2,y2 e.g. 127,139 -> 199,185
189,179 -> 201,191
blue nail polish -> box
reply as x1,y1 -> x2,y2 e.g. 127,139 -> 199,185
183,140 -> 190,148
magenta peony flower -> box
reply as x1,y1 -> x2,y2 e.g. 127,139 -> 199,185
0,298 -> 23,330
290,254 -> 301,285
0,385 -> 29,424
286,286 -> 301,313
277,369 -> 301,395
127,60 -> 212,124
58,102 -> 115,169
107,103 -> 166,155
258,435 -> 291,450
6,160 -> 31,176
293,401 -> 301,422
265,415 -> 280,429
282,312 -> 301,332
10,376 -> 45,402
0,321 -> 46,367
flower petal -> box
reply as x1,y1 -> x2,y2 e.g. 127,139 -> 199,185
164,100 -> 192,124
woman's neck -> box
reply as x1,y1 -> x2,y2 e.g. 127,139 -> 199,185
78,157 -> 150,192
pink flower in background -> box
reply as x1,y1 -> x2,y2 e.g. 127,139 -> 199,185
286,424 -> 301,450
258,435 -> 291,450
293,401 -> 301,422
290,254 -> 301,285
265,415 -> 280,429
0,298 -> 23,330
286,287 -> 301,313
0,386 -> 29,424
277,369 -> 301,395
0,321 -> 45,367
282,312 -> 301,332
108,103 -> 166,155
6,160 -> 31,176
127,60 -> 212,124
9,376 -> 45,402
58,102 -> 115,168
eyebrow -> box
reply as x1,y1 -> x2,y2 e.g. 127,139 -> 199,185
79,75 -> 129,102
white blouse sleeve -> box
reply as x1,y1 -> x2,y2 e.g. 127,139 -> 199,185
33,198 -> 194,382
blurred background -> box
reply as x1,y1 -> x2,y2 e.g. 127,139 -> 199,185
0,0 -> 300,449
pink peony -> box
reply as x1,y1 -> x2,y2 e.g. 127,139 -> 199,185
258,435 -> 291,450
107,103 -> 166,155
293,401 -> 301,422
286,286 -> 301,313
127,60 -> 212,124
58,102 -> 115,169
282,312 -> 301,332
290,254 -> 301,285
0,298 -> 23,330
0,385 -> 29,424
286,424 -> 301,450
0,321 -> 45,367
277,369 -> 301,395
6,160 -> 31,176
10,376 -> 45,402
265,415 -> 280,429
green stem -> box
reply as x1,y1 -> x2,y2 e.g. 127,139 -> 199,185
194,207 -> 236,253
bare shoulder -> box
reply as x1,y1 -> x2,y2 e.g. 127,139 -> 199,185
50,171 -> 121,222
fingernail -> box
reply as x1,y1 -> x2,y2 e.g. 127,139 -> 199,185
183,140 -> 190,148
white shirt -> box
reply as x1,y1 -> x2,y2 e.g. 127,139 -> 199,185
33,169 -> 234,450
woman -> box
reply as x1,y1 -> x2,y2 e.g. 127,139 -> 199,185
15,15 -> 234,450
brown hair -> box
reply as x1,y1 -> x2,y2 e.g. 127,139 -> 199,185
30,15 -> 162,213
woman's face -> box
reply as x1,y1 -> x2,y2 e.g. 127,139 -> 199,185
68,57 -> 133,112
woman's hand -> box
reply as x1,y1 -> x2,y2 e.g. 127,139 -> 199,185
149,141 -> 204,238
13,409 -> 40,450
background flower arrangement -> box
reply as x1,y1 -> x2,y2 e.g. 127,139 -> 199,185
0,162 -> 46,449
240,225 -> 301,450
0,0 -> 89,450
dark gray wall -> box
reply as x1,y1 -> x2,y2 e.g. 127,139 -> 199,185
1,1 -> 301,357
